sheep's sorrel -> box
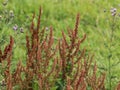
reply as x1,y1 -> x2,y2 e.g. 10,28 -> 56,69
0,8 -> 108,90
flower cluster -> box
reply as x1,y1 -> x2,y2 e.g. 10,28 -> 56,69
104,7 -> 120,17
13,24 -> 18,31
110,7 -> 117,16
13,24 -> 24,33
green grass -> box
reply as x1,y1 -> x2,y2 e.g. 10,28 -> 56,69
0,0 -> 120,89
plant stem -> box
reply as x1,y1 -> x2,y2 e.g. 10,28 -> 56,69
108,16 -> 115,90
108,48 -> 111,90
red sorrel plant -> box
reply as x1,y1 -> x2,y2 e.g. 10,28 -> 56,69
13,8 -> 58,90
1,7 -> 119,90
0,8 -> 58,90
57,13 -> 87,89
0,36 -> 14,90
57,13 -> 106,90
23,8 -> 58,90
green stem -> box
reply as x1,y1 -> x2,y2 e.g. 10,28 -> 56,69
108,16 -> 115,90
108,49 -> 111,90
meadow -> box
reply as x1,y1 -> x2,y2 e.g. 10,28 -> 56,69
0,0 -> 120,90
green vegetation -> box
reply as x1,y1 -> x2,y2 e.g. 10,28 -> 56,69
0,0 -> 120,90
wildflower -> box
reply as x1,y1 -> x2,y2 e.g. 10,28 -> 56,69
111,12 -> 116,16
20,27 -> 24,33
13,24 -> 18,31
110,7 -> 117,16
110,8 -> 117,13
113,8 -> 117,12
2,1 -> 7,6
9,10 -> 14,17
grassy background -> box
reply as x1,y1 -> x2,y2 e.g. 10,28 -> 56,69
0,0 -> 120,89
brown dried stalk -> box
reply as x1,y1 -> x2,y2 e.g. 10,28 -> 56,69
0,36 -> 14,62
12,61 -> 24,89
66,77 -> 73,90
23,7 -> 58,90
87,62 -> 106,90
0,36 -> 14,90
83,54 -> 94,76
75,70 -> 86,90
58,13 -> 88,90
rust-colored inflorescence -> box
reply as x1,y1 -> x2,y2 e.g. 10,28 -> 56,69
0,36 -> 14,90
0,8 -> 118,90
